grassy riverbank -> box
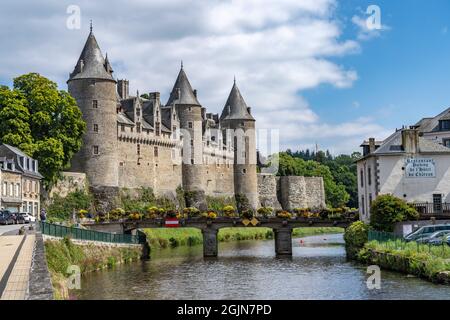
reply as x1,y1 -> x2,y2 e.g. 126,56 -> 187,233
144,227 -> 343,249
357,240 -> 450,284
44,238 -> 141,299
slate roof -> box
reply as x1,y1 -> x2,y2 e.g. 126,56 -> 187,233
69,31 -> 115,82
0,144 -> 43,179
220,82 -> 254,121
371,130 -> 450,156
165,67 -> 201,106
415,107 -> 450,132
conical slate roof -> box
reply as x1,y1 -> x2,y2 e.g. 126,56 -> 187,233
220,81 -> 254,121
165,66 -> 201,106
69,30 -> 115,81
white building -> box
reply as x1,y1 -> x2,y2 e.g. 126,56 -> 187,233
357,108 -> 450,223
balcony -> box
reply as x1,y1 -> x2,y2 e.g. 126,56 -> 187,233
411,203 -> 450,220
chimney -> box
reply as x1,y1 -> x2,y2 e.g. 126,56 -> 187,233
117,79 -> 129,99
201,107 -> 206,119
368,138 -> 376,154
401,129 -> 419,154
149,92 -> 160,100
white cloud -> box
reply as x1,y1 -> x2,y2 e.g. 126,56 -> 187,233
351,14 -> 390,41
0,0 -> 390,154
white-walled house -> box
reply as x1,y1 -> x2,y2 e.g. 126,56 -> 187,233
357,117 -> 450,223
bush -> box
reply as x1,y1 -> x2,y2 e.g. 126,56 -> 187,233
276,210 -> 292,219
370,194 -> 419,232
46,190 -> 93,221
344,221 -> 370,260
223,205 -> 236,217
257,207 -> 273,218
235,194 -> 251,213
241,209 -> 254,219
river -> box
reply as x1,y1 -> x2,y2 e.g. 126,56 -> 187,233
75,233 -> 450,300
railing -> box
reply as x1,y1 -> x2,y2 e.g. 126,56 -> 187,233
412,203 -> 450,218
40,221 -> 141,244
368,230 -> 450,258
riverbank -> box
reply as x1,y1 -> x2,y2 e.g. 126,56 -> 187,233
143,227 -> 344,249
357,240 -> 450,285
44,238 -> 142,299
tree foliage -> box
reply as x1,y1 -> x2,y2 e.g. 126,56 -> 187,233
0,73 -> 86,188
370,194 -> 419,232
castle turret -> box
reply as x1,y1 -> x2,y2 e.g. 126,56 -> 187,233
67,27 -> 119,187
166,64 -> 204,193
220,80 -> 258,209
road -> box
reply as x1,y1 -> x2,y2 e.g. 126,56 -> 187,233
0,224 -> 29,236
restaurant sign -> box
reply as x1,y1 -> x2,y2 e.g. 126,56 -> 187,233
405,158 -> 435,178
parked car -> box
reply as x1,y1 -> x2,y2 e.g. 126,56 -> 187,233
428,234 -> 450,246
0,211 -> 15,225
404,224 -> 450,242
19,213 -> 36,223
11,212 -> 26,224
415,231 -> 450,244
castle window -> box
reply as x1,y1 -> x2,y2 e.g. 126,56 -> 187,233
368,167 -> 372,186
121,125 -> 125,132
188,122 -> 193,129
173,113 -> 176,120
360,169 -> 364,187
93,124 -> 98,133
92,100 -> 98,108
190,139 -> 194,146
137,144 -> 141,156
242,169 -> 247,174
443,138 -> 450,148
156,110 -> 159,118
188,107 -> 192,112
137,122 -> 141,133
154,146 -> 158,157
93,146 -> 99,155
155,122 -> 160,136
439,120 -> 450,131
136,108 -> 141,117
191,159 -> 194,164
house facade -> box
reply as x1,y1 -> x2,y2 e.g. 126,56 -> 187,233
357,108 -> 450,222
0,144 -> 43,216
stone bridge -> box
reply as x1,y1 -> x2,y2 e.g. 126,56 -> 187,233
83,217 -> 353,257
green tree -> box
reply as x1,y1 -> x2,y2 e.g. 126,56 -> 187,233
370,194 -> 419,232
0,73 -> 86,188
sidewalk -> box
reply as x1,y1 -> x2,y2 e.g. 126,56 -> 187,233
0,234 -> 35,300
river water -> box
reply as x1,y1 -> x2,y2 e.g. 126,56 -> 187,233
75,234 -> 450,300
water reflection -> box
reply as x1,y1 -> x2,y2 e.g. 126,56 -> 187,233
76,234 -> 450,300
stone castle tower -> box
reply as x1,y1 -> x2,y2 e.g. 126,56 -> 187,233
67,28 -> 259,210
67,27 -> 119,188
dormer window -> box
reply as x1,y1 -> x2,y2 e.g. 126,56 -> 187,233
439,120 -> 450,131
136,108 -> 141,117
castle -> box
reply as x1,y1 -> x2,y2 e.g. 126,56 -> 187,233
67,28 -> 258,210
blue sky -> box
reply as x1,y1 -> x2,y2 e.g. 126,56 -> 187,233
307,0 -> 450,137
1,0 -> 450,155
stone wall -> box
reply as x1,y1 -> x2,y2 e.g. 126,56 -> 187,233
257,174 -> 282,210
48,172 -> 87,199
257,174 -> 326,210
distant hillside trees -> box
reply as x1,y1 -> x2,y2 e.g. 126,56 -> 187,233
0,73 -> 86,188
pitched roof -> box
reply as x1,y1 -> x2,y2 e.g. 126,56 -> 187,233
69,31 -> 115,82
371,130 -> 450,156
220,81 -> 255,121
415,107 -> 450,132
165,67 -> 201,106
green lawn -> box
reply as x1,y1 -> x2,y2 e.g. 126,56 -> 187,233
143,227 -> 344,249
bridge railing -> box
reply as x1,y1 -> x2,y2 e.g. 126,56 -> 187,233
40,221 -> 141,244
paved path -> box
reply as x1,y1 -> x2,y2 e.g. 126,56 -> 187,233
0,234 -> 35,300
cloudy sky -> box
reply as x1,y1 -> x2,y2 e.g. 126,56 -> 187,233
1,0 -> 450,154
